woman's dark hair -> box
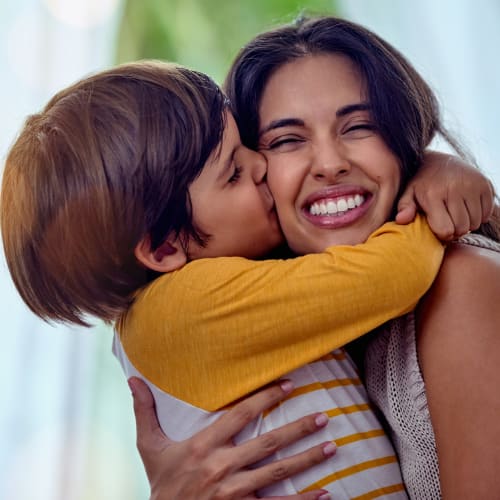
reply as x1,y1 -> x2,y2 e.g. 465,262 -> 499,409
224,15 -> 499,239
1,61 -> 227,325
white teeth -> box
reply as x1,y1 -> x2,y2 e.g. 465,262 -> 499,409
326,201 -> 337,214
337,199 -> 348,212
309,194 -> 365,216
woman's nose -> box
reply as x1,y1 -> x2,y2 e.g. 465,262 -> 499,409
310,141 -> 351,180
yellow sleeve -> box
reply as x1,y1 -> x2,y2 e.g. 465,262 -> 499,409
118,214 -> 443,410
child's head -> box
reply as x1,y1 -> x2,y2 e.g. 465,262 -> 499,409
1,61 -> 282,326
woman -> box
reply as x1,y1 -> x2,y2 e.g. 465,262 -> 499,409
131,15 -> 500,499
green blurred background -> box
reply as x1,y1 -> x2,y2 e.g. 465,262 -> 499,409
116,0 -> 337,82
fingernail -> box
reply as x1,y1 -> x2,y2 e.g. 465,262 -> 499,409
315,413 -> 328,427
318,493 -> 331,500
280,380 -> 294,394
322,441 -> 337,457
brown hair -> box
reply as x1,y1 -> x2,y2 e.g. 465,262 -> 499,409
1,61 -> 227,325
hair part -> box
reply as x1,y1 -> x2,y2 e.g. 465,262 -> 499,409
1,61 -> 227,325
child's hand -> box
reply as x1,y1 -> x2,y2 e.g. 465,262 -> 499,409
396,152 -> 495,240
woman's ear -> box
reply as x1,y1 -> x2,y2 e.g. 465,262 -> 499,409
134,234 -> 187,273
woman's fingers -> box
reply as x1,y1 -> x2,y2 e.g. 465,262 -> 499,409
129,377 -> 172,453
219,442 -> 335,499
243,442 -> 336,492
199,381 -> 296,449
230,412 -> 332,468
130,378 -> 336,499
181,382 -> 337,498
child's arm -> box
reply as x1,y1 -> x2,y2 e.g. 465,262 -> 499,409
119,214 -> 443,410
396,152 -> 495,239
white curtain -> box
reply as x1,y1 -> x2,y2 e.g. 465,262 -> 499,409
0,1 -> 147,499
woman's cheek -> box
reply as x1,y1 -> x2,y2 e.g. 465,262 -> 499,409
265,160 -> 283,198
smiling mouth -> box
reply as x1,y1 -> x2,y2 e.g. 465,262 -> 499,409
308,194 -> 365,216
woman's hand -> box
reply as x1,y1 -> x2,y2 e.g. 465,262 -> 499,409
129,377 -> 335,500
396,151 -> 495,240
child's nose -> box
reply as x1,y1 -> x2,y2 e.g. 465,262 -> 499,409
240,146 -> 267,184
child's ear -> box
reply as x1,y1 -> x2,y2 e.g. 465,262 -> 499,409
134,234 -> 187,273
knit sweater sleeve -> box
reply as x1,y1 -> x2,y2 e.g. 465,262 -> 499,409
117,215 -> 443,410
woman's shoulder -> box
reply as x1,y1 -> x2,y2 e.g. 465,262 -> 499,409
437,238 -> 500,291
416,236 -> 500,343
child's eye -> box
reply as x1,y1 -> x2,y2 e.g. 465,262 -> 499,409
228,166 -> 242,184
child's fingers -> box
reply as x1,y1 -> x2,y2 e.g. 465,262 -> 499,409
395,204 -> 417,225
464,197 -> 484,232
444,197 -> 471,238
481,189 -> 495,223
395,185 -> 417,225
422,200 -> 455,241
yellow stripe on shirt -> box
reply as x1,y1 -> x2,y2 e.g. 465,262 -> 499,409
334,428 -> 387,447
288,377 -> 362,398
300,455 -> 399,492
351,483 -> 407,500
320,351 -> 347,361
263,386 -> 367,418
326,403 -> 372,418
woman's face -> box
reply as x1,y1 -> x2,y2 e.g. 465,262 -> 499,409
258,54 -> 401,255
187,112 -> 283,260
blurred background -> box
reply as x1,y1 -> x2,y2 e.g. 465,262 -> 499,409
0,1 -> 498,499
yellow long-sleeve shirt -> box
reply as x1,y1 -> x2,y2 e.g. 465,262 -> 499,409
113,216 -> 443,497
117,216 -> 442,410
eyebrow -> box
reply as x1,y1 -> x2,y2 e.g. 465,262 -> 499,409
336,102 -> 371,117
259,118 -> 304,136
259,102 -> 372,136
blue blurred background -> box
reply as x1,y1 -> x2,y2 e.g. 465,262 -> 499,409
0,1 -> 498,499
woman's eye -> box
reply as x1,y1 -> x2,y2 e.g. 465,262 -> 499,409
228,166 -> 242,184
343,123 -> 376,135
267,137 -> 303,150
